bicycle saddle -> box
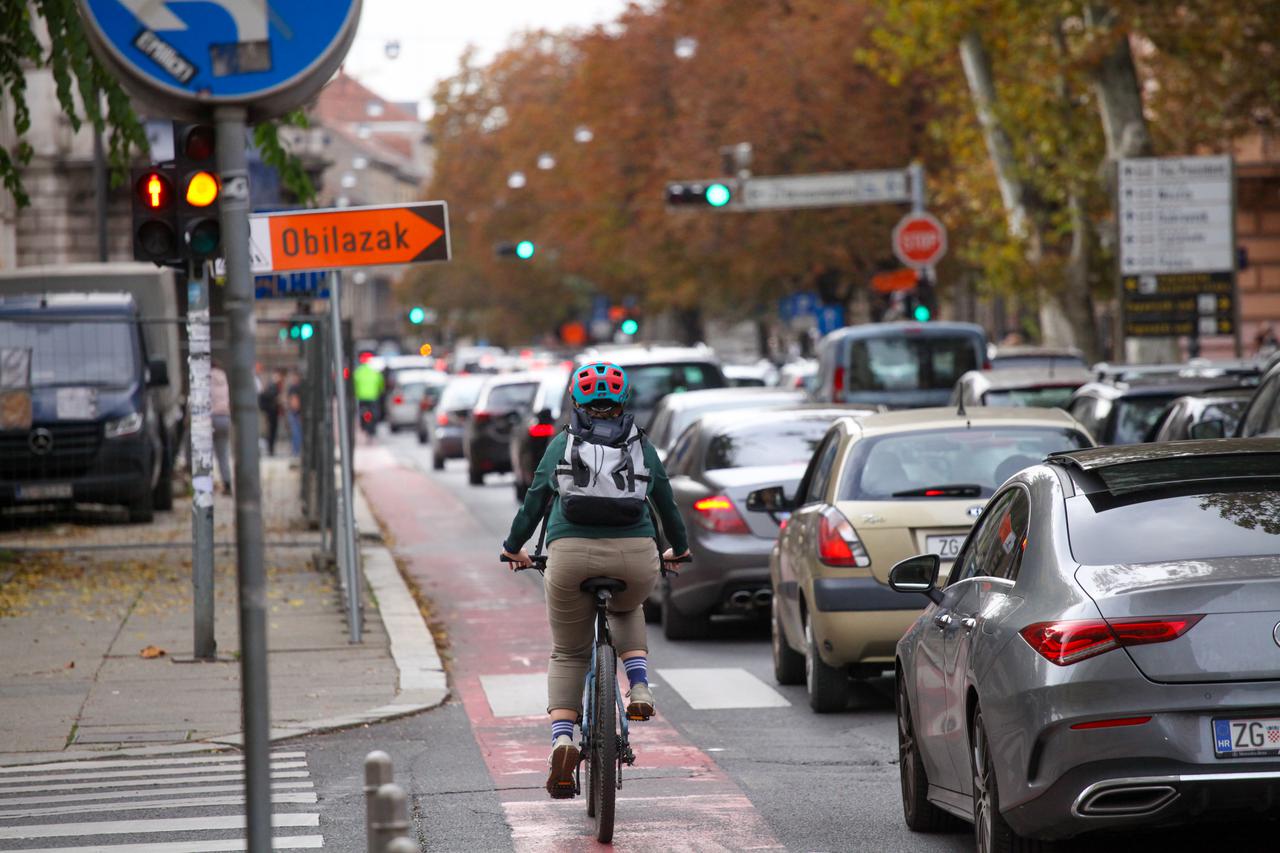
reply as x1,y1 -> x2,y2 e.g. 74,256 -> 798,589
580,577 -> 627,595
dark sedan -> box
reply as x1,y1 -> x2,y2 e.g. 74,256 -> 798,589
1146,388 -> 1252,441
1066,373 -> 1257,446
646,386 -> 808,460
430,375 -> 486,470
464,373 -> 541,485
659,406 -> 874,640
509,369 -> 569,501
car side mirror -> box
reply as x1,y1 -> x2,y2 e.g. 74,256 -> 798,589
746,485 -> 794,513
1189,419 -> 1225,440
889,554 -> 943,604
147,358 -> 169,387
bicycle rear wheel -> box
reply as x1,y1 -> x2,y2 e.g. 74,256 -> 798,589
588,642 -> 617,842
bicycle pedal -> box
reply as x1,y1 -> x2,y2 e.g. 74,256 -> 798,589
626,713 -> 651,721
548,782 -> 575,800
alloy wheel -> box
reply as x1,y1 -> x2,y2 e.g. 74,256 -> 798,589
972,713 -> 993,853
897,680 -> 919,813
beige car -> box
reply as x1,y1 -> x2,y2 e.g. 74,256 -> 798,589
748,407 -> 1093,712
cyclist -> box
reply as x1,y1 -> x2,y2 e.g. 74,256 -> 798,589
352,358 -> 384,439
501,361 -> 690,798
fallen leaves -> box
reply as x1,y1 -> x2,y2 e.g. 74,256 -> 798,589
139,645 -> 166,659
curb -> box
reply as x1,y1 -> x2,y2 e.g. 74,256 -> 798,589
0,484 -> 449,767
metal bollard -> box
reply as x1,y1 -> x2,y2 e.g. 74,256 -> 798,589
371,783 -> 411,852
364,751 -> 393,853
385,837 -> 418,853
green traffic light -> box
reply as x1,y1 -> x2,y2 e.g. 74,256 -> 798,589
620,318 -> 639,335
705,183 -> 731,207
289,325 -> 300,339
300,323 -> 314,340
278,328 -> 288,342
515,240 -> 535,260
408,306 -> 426,324
912,304 -> 932,322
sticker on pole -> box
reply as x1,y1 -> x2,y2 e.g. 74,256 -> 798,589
249,202 -> 451,274
78,0 -> 361,120
892,212 -> 947,269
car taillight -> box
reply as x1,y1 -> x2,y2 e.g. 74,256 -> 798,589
361,409 -> 373,423
833,365 -> 845,401
1070,716 -> 1152,731
473,411 -> 491,424
1020,616 -> 1203,666
529,423 -> 556,438
436,413 -> 449,426
692,496 -> 750,534
393,395 -> 404,406
817,507 -> 870,567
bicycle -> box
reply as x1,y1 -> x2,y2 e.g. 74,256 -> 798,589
501,550 -> 688,842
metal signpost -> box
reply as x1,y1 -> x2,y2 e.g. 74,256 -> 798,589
248,202 -> 451,645
78,2 -> 363,849
1117,155 -> 1240,358
186,262 -> 216,660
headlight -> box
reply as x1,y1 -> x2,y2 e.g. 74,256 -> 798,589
104,412 -> 143,439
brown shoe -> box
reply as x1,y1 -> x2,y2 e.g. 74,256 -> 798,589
546,735 -> 578,799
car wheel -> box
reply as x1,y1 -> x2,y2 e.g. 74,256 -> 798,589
417,429 -> 428,445
972,707 -> 1050,853
771,594 -> 805,685
432,450 -> 445,471
642,597 -> 661,623
153,441 -> 174,511
127,488 -> 154,524
898,675 -> 961,832
804,616 -> 849,713
468,466 -> 484,486
661,583 -> 708,640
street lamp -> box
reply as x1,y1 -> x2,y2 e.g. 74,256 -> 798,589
674,37 -> 698,60
507,171 -> 527,189
537,152 -> 556,171
573,125 -> 594,144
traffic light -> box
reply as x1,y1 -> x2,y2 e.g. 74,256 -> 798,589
665,180 -> 735,208
905,280 -> 937,322
131,165 -> 179,265
620,318 -> 639,336
495,240 -> 536,259
285,321 -> 314,340
408,306 -> 426,324
173,122 -> 221,261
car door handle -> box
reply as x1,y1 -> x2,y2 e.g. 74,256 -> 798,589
933,612 -> 953,629
960,617 -> 977,630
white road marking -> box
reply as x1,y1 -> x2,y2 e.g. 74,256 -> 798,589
0,780 -> 314,807
0,752 -> 306,774
657,667 -> 790,710
0,791 -> 318,820
23,835 -> 325,852
0,760 -> 307,786
0,812 -> 319,840
480,672 -> 548,717
0,770 -> 310,795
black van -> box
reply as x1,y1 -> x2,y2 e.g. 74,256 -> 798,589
813,321 -> 988,409
0,293 -> 173,522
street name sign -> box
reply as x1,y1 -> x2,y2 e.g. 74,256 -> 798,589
738,170 -> 911,211
249,202 -> 451,274
79,0 -> 361,120
1118,155 -> 1237,341
892,212 -> 947,269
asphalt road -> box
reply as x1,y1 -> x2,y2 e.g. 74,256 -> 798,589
277,429 -> 1276,852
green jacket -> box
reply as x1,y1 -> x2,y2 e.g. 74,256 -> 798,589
503,430 -> 689,554
352,363 -> 385,402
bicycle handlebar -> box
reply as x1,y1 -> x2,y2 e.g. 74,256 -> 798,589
500,552 -> 691,575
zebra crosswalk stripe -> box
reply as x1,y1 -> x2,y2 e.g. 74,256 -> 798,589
0,751 -> 325,850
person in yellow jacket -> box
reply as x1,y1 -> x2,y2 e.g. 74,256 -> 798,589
352,360 -> 385,439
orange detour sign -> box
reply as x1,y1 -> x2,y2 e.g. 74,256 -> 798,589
249,202 -> 450,274
870,267 -> 918,293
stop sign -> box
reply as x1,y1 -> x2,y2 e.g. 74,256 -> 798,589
892,212 -> 947,268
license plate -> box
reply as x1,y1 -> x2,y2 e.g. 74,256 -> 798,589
1213,716 -> 1280,758
925,534 -> 965,560
16,483 -> 73,501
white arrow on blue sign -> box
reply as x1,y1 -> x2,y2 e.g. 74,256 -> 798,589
79,0 -> 361,120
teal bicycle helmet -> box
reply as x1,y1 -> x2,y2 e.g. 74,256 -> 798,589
572,361 -> 629,406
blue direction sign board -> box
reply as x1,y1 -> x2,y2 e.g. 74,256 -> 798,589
79,0 -> 361,119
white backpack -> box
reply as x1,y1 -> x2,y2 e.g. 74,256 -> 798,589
555,419 -> 651,525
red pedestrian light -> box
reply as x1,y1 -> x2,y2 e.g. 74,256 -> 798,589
137,171 -> 172,209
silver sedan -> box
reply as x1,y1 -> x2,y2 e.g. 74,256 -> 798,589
889,438 -> 1280,852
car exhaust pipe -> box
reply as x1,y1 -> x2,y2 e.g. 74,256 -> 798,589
752,590 -> 773,608
728,590 -> 753,608
1077,785 -> 1178,817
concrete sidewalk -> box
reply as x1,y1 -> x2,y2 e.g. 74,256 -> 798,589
0,457 -> 447,765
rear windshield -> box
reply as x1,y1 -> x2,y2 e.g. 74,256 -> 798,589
484,381 -> 538,411
984,386 -> 1077,409
0,320 -> 138,388
1067,489 -> 1280,565
705,418 -> 834,471
840,427 -> 1089,499
847,335 -> 978,393
1111,395 -> 1178,444
438,377 -> 484,410
626,363 -> 725,410
992,355 -> 1088,370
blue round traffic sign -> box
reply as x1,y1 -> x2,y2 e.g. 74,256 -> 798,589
79,0 -> 361,120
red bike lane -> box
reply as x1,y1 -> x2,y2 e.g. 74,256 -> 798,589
357,447 -> 784,851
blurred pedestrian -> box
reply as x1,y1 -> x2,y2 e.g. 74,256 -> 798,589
259,368 -> 283,455
286,370 -> 304,457
210,360 -> 233,495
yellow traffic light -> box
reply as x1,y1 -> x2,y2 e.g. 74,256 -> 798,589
419,343 -> 433,356
186,171 -> 219,207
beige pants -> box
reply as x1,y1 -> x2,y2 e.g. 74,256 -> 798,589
545,536 -> 660,713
